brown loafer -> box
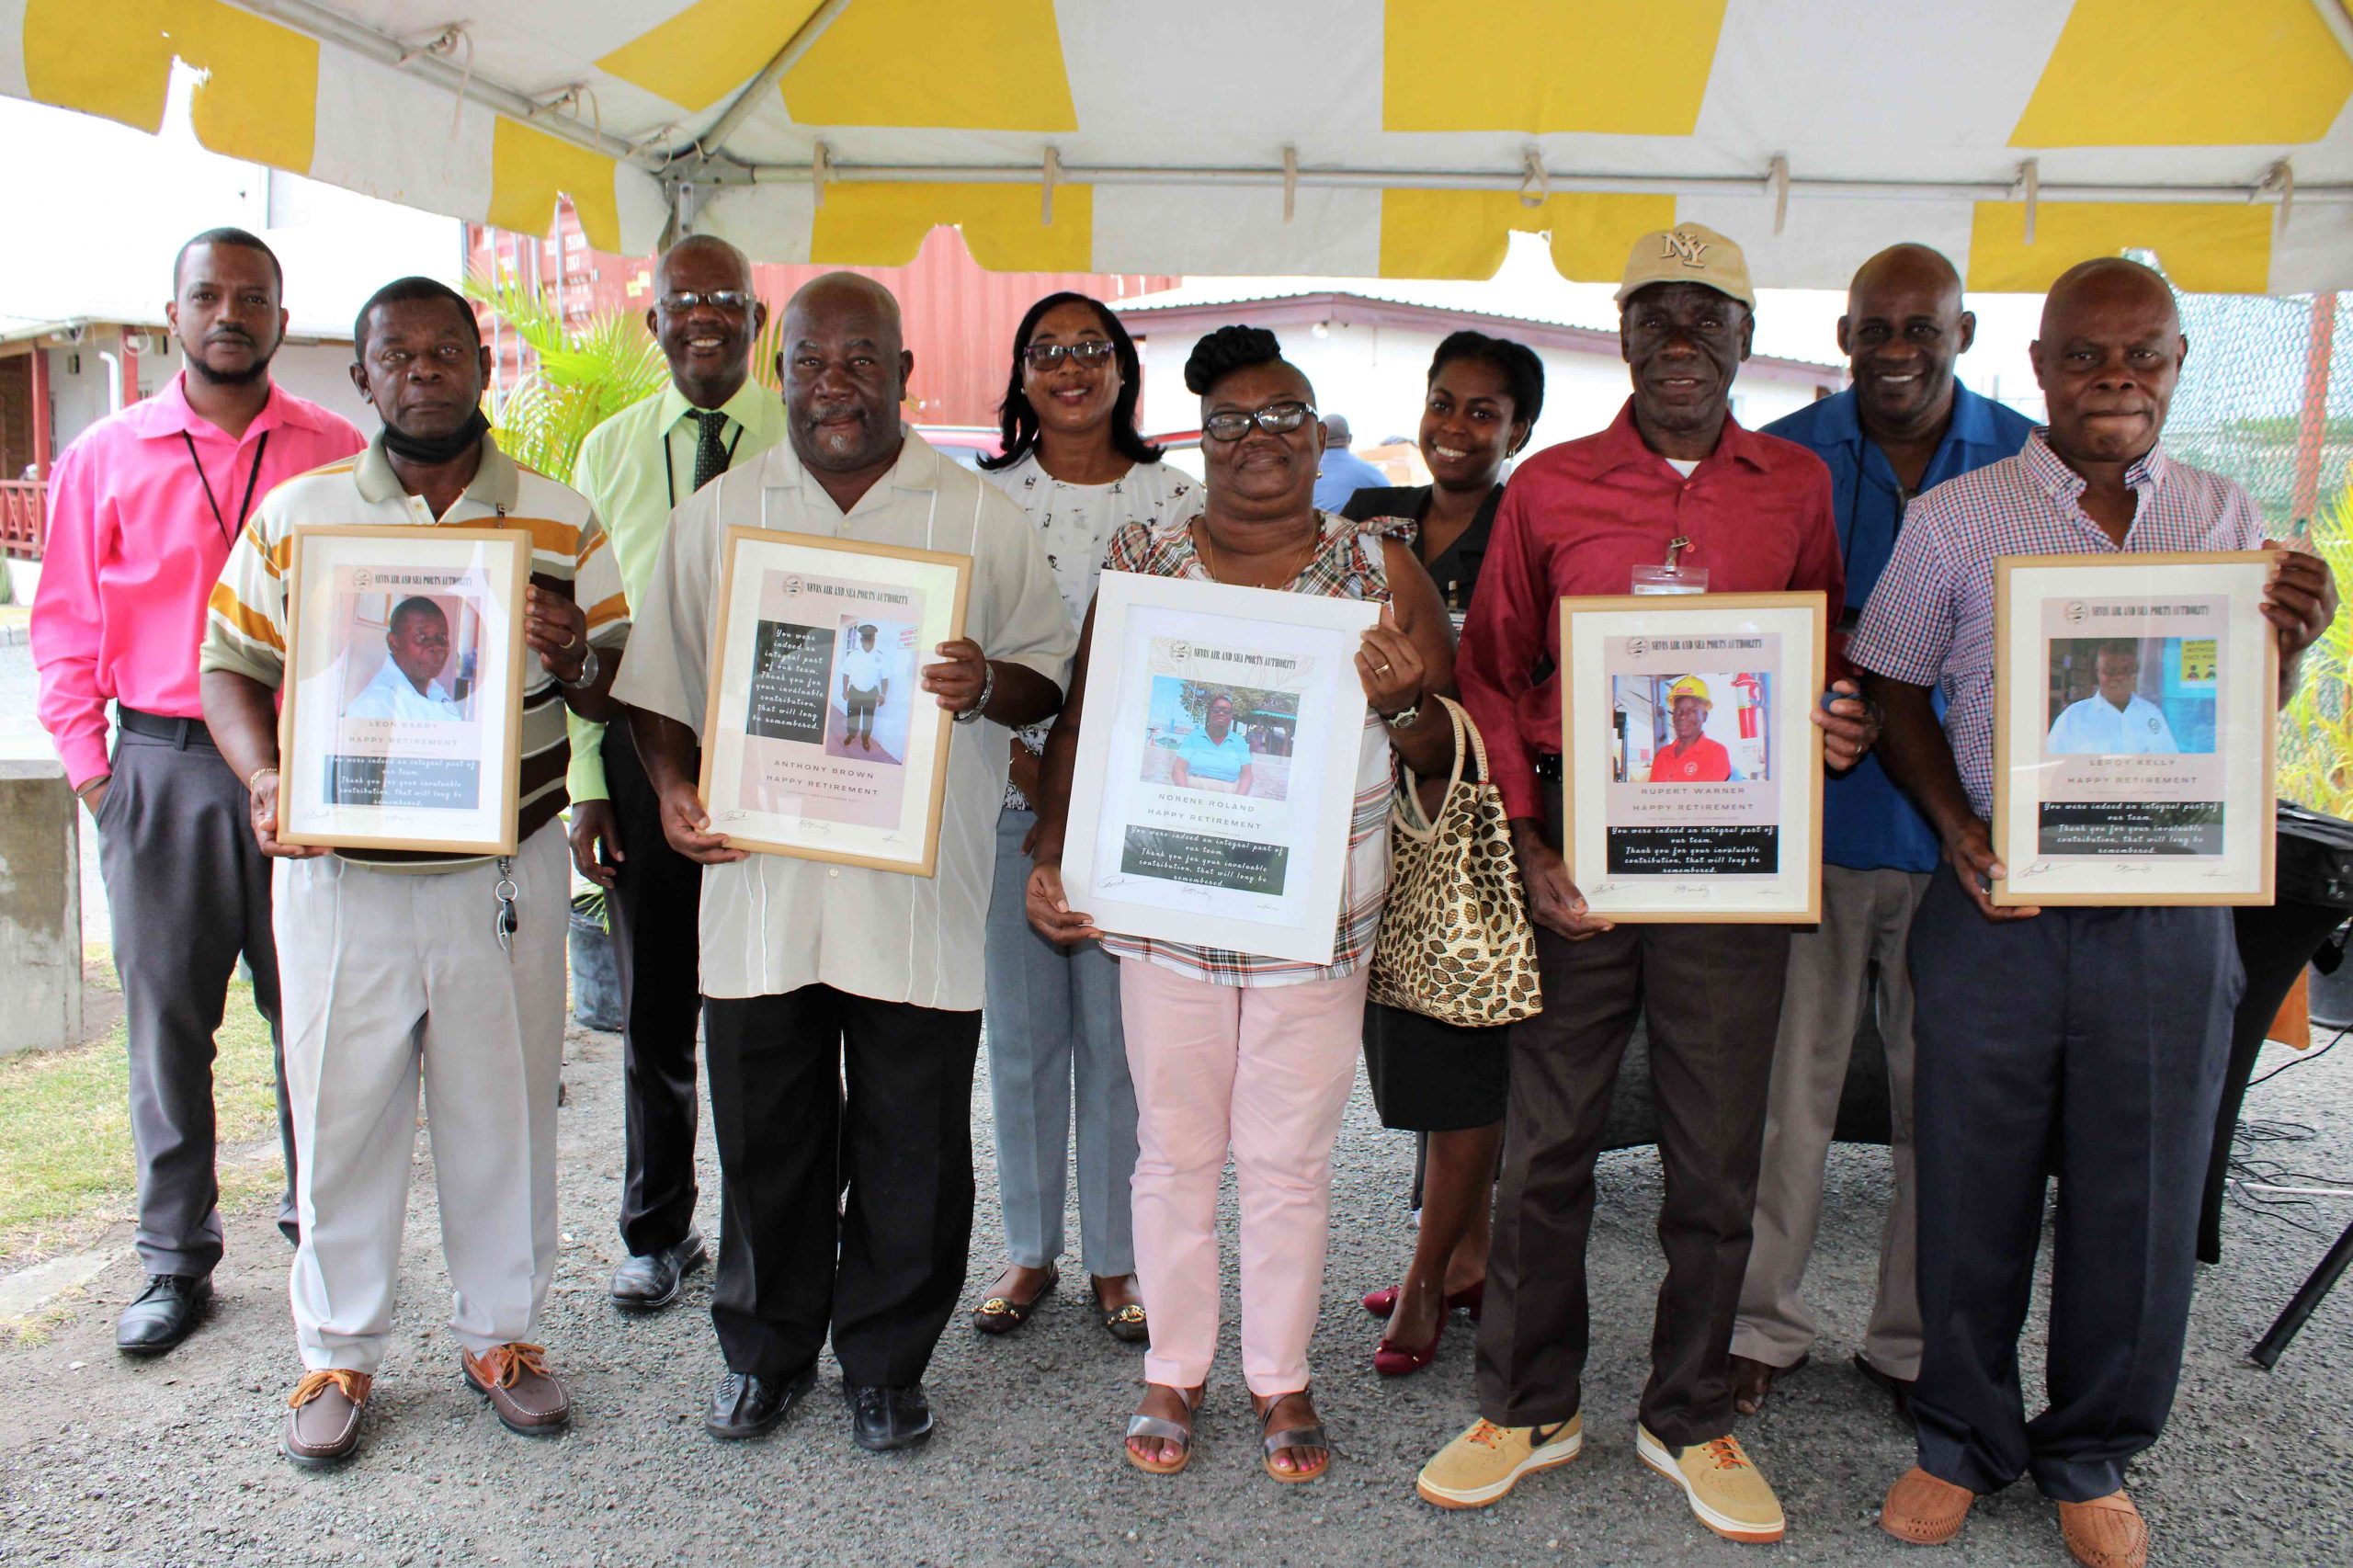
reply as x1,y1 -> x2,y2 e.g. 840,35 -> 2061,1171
2058,1491 -> 2148,1568
1729,1351 -> 1805,1416
462,1343 -> 571,1436
1881,1465 -> 1975,1545
282,1369 -> 371,1468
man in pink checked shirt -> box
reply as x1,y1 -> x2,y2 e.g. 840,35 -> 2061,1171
30,227 -> 366,1357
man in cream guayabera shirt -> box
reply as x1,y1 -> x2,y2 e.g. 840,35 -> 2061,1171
615,275 -> 1074,1454
566,235 -> 791,1312
201,278 -> 629,1469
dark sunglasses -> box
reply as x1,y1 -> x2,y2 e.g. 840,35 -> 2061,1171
658,290 -> 756,314
1202,401 -> 1317,442
1022,339 -> 1116,371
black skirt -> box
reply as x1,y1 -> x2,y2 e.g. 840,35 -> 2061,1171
1362,999 -> 1510,1131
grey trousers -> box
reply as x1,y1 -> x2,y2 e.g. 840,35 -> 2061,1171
1733,864 -> 1927,1378
95,728 -> 298,1277
1908,873 -> 2240,1502
983,809 -> 1137,1276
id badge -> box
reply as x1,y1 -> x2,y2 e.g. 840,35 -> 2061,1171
1631,534 -> 1707,595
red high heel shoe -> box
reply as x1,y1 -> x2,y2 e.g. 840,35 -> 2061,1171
1373,1316 -> 1444,1377
1361,1279 -> 1485,1321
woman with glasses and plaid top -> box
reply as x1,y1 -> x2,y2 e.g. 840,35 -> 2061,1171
1026,325 -> 1457,1483
967,294 -> 1199,1348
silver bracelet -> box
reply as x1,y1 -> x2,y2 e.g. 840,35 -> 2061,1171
954,660 -> 995,725
1382,700 -> 1422,732
559,642 -> 601,690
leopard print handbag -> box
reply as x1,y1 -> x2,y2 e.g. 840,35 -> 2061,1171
1367,694 -> 1543,1027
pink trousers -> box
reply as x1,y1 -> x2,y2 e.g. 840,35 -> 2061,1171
1119,960 -> 1368,1397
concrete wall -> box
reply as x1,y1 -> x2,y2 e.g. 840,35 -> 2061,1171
1130,315 -> 1826,466
45,339 -> 376,456
0,759 -> 82,1053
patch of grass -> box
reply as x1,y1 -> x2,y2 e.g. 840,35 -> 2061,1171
0,978 -> 280,1266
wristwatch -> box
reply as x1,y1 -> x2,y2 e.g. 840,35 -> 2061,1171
1382,701 -> 1422,732
954,660 -> 995,725
559,643 -> 601,691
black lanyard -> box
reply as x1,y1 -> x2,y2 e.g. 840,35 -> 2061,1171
663,417 -> 745,508
1841,446 -> 1918,596
184,430 -> 269,547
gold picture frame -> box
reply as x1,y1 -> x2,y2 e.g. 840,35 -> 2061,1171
1991,551 -> 2278,906
698,526 -> 973,877
1558,591 -> 1827,923
278,524 -> 531,855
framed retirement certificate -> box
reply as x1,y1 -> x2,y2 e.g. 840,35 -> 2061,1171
1992,551 -> 2277,905
278,525 -> 530,855
1063,570 -> 1381,965
699,527 -> 972,876
1559,592 -> 1827,922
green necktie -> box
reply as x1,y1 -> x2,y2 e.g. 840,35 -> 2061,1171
689,410 -> 731,493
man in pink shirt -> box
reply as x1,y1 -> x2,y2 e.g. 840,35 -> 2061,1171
31,227 -> 366,1355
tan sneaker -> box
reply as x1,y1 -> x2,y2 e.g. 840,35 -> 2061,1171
1636,1424 -> 1786,1544
2057,1492 -> 2148,1568
1415,1414 -> 1582,1509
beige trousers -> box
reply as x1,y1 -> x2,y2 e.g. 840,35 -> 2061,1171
1731,864 -> 1928,1380
276,825 -> 568,1373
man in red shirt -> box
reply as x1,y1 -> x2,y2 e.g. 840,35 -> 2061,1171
1645,677 -> 1737,782
30,228 -> 365,1356
1416,224 -> 1877,1543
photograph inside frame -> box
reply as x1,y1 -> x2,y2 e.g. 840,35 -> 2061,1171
1995,552 -> 2277,903
1063,572 -> 1379,965
1562,594 -> 1824,921
279,527 -> 527,853
700,528 -> 969,874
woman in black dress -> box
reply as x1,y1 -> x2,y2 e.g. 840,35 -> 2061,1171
1344,330 -> 1544,1375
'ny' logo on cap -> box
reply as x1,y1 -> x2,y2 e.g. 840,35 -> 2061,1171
1661,230 -> 1711,267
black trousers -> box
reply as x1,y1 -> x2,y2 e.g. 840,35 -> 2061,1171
97,725 -> 299,1273
701,985 -> 982,1386
603,725 -> 706,1257
1476,914 -> 1790,1448
1908,873 -> 2241,1501
2197,898 -> 2348,1262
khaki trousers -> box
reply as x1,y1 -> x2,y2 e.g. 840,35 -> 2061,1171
1731,864 -> 1927,1379
276,825 -> 567,1373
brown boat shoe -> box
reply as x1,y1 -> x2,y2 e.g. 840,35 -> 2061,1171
1881,1465 -> 1976,1545
2057,1491 -> 2149,1568
461,1342 -> 571,1437
282,1369 -> 371,1468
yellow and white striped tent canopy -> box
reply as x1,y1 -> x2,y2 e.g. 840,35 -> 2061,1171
6,0 -> 2352,292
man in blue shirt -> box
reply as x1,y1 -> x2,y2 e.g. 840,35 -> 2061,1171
1730,244 -> 2037,1422
1311,414 -> 1390,512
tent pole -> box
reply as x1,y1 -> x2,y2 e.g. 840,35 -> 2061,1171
687,0 -> 856,168
2308,0 -> 2353,65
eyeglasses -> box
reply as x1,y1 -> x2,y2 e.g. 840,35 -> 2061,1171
1202,401 -> 1317,442
1022,339 -> 1116,371
657,290 -> 756,314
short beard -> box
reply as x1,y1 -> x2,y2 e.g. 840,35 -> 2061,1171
187,349 -> 275,388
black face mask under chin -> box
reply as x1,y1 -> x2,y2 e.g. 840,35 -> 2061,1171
381,406 -> 491,466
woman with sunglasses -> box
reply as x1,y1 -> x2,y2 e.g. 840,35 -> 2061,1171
1343,331 -> 1544,1380
1027,326 -> 1456,1483
967,293 -> 1199,1348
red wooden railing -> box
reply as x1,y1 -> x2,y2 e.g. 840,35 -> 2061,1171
1,478 -> 45,561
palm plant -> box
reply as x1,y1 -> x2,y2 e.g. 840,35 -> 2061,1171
463,269 -> 667,486
2278,483 -> 2353,819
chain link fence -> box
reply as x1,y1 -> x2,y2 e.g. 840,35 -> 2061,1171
2167,288 -> 2353,535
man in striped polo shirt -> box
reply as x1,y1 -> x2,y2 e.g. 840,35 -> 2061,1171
199,278 -> 629,1469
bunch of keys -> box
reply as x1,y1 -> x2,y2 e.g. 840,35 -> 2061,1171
492,855 -> 519,960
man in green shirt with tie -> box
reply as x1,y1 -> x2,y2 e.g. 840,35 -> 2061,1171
568,234 -> 790,1311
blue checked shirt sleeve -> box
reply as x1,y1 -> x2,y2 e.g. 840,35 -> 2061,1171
1847,501 -> 1957,688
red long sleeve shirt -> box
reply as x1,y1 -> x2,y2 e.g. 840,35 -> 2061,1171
1457,400 -> 1845,820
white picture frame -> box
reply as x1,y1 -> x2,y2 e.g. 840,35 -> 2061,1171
278,524 -> 530,855
1063,569 -> 1381,966
1559,592 -> 1827,922
1992,551 -> 2278,905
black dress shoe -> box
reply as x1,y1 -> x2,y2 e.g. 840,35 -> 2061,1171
116,1274 -> 212,1356
845,1382 -> 934,1452
610,1230 -> 708,1312
705,1364 -> 817,1440
1854,1351 -> 1917,1429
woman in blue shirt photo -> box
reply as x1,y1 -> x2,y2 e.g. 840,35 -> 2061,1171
1170,690 -> 1255,795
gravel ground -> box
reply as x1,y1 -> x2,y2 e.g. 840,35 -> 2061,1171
2,1007 -> 2348,1567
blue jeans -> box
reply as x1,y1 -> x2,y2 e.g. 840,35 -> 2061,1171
983,809 -> 1137,1276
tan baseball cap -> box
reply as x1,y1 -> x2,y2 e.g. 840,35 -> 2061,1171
1616,223 -> 1755,310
